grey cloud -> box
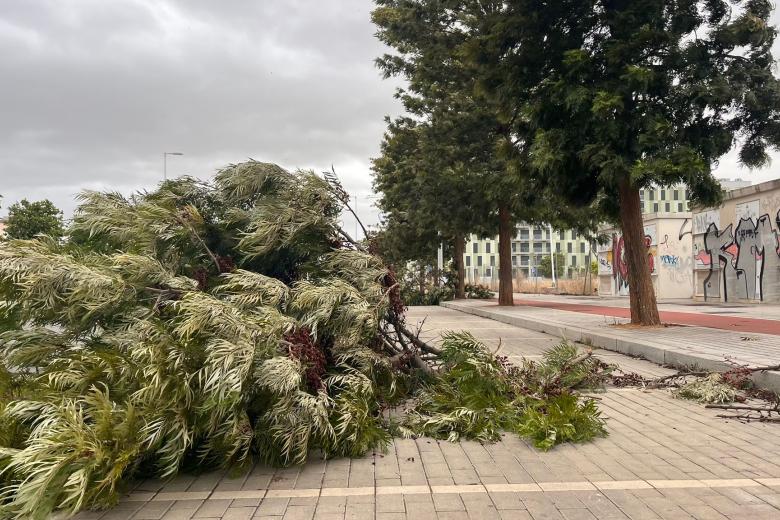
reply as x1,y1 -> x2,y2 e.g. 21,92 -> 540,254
0,0 -> 401,231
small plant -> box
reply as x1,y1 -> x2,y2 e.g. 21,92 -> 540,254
464,283 -> 493,299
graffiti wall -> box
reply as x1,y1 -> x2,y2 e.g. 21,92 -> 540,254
694,205 -> 780,302
692,180 -> 780,303
598,216 -> 693,299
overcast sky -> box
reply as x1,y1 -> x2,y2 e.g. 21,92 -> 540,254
1,1 -> 780,232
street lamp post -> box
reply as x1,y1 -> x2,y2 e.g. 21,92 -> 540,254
163,152 -> 184,181
549,223 -> 557,288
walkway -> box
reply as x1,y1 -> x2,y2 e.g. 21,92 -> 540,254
74,307 -> 780,520
442,298 -> 780,391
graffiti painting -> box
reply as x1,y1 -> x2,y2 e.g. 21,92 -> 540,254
699,212 -> 780,302
611,233 -> 655,295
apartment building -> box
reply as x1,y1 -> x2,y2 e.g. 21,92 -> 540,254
639,185 -> 690,214
464,225 -> 591,282
465,184 -> 693,282
463,180 -> 750,283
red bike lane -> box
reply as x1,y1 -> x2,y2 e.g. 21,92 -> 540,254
510,298 -> 780,336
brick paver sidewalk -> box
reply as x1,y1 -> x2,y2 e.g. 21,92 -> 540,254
72,307 -> 780,520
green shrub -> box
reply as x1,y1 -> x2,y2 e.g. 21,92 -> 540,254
464,284 -> 493,299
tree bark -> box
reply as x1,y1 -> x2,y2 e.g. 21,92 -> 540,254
617,177 -> 661,325
454,234 -> 466,299
498,206 -> 514,306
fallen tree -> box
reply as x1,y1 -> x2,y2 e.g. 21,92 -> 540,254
0,162 -> 608,518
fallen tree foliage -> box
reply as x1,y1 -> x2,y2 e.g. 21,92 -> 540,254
612,358 -> 780,411
0,162 -> 608,518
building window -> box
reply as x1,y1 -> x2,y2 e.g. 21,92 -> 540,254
580,242 -> 586,253
520,243 -> 529,252
571,231 -> 577,240
665,202 -> 670,212
520,229 -> 529,240
533,243 -> 543,252
661,189 -> 666,200
486,243 -> 491,254
512,255 -> 517,266
678,202 -> 683,212
533,229 -> 542,240
639,189 -> 645,201
512,242 -> 517,253
466,256 -> 471,267
654,203 -> 659,212
472,242 -> 478,254
556,242 -> 561,253
673,190 -> 679,200
490,255 -> 495,266
477,256 -> 482,267
485,268 -> 492,277
641,202 -> 645,213
521,255 -> 529,266
571,255 -> 577,266
567,243 -> 573,253
649,190 -> 655,200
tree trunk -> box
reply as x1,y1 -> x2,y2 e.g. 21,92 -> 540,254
617,177 -> 661,325
498,206 -> 514,306
454,234 -> 466,299
418,263 -> 426,296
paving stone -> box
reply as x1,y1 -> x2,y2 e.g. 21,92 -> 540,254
281,505 -> 315,520
134,501 -> 174,520
194,499 -> 232,518
222,508 -> 256,520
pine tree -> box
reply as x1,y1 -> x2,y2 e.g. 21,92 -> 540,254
469,0 -> 780,324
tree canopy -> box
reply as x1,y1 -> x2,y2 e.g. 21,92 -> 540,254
3,199 -> 64,240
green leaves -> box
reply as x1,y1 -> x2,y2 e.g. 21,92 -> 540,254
404,333 -> 609,449
0,158 -> 612,518
3,199 -> 64,241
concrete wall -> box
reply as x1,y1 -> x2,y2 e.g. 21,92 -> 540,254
692,179 -> 780,303
597,213 -> 693,299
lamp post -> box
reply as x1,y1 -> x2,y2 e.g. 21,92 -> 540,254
549,223 -> 557,288
163,152 -> 184,181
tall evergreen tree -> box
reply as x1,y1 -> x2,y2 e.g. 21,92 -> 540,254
470,0 -> 780,324
373,0 -> 536,305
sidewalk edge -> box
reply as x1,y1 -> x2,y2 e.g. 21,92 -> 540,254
440,301 -> 780,393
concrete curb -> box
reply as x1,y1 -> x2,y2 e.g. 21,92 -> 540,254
441,300 -> 780,393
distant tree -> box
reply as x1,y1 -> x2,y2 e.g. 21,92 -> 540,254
5,199 -> 64,240
538,253 -> 565,279
470,0 -> 780,324
372,116 -> 494,299
373,0 -> 549,306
